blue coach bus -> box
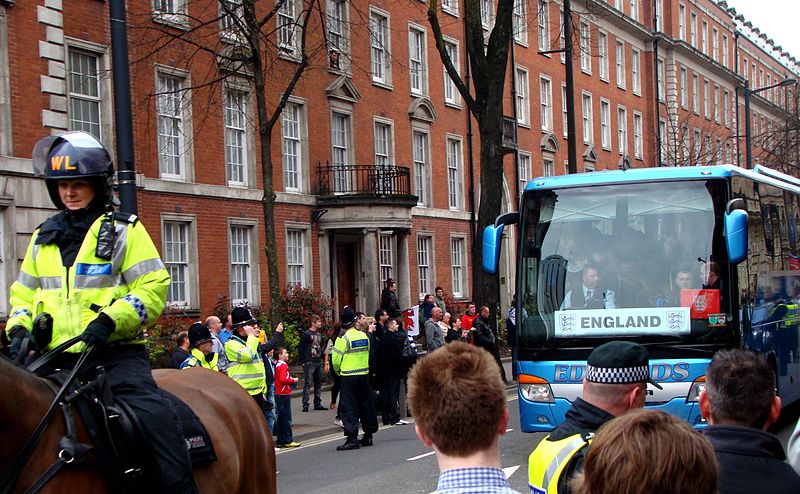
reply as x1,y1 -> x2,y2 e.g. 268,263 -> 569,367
483,164 -> 800,432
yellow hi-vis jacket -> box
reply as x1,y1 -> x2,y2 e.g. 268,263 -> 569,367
332,328 -> 370,376
180,347 -> 220,371
7,213 -> 169,352
528,433 -> 592,494
225,334 -> 266,395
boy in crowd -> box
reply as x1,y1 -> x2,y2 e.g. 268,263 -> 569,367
274,347 -> 300,448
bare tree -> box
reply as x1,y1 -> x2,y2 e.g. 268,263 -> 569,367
132,0 -> 325,324
660,112 -> 737,166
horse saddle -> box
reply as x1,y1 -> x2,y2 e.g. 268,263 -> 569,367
47,368 -> 215,490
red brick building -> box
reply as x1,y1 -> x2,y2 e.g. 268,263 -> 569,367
1,0 -> 798,320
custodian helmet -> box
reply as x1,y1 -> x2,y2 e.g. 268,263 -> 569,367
32,131 -> 114,210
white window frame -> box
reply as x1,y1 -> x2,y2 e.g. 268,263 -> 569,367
162,218 -> 195,308
443,37 -> 461,107
224,85 -> 249,187
369,8 -> 392,87
67,47 -> 103,140
722,34 -> 728,67
561,83 -> 568,138
446,135 -> 464,210
633,111 -> 643,159
690,12 -> 697,47
579,22 -> 591,74
656,59 -> 664,102
679,4 -> 685,39
325,0 -> 349,70
659,119 -> 667,163
519,151 -> 531,195
543,157 -> 554,177
600,99 -> 611,150
373,118 -> 394,169
155,67 -> 192,182
703,79 -> 710,118
629,0 -> 638,21
513,0 -> 528,46
441,0 -> 458,16
723,90 -> 730,128
229,222 -> 256,306
450,236 -> 467,298
285,227 -> 310,287
701,20 -> 708,54
654,0 -> 662,31
515,66 -> 530,127
712,27 -> 718,60
618,105 -> 627,155
379,234 -> 395,285
220,0 -> 245,43
331,110 -> 353,193
559,8 -> 565,63
417,235 -> 433,299
408,25 -> 428,96
713,84 -> 720,123
282,100 -> 305,193
539,75 -> 553,132
631,48 -> 640,95
692,73 -> 699,114
581,92 -> 593,144
616,40 -> 626,89
278,0 -> 300,59
537,0 -> 549,51
152,0 -> 188,27
480,0 -> 494,31
598,31 -> 609,81
413,129 -> 431,206
680,67 -> 687,109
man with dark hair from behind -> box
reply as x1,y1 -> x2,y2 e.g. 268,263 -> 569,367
407,342 -> 521,493
700,349 -> 800,494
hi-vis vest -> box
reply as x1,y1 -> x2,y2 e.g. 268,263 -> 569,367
225,335 -> 266,395
7,213 -> 169,352
180,347 -> 220,371
332,328 -> 370,376
528,433 -> 592,494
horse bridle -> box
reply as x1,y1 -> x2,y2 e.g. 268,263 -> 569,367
0,337 -> 94,494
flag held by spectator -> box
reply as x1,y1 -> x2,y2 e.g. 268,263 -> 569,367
403,305 -> 420,336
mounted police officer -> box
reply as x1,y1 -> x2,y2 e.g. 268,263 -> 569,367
528,341 -> 660,494
6,131 -> 196,493
332,306 -> 378,450
180,322 -> 220,371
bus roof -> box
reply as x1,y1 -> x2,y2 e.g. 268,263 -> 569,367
524,165 -> 738,191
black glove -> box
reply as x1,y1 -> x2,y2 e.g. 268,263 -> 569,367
9,325 -> 38,362
80,313 -> 116,347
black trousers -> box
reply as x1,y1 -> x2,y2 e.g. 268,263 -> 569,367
62,346 -> 195,494
338,374 -> 378,439
380,378 -> 401,425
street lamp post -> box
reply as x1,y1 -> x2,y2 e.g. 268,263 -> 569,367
743,77 -> 796,169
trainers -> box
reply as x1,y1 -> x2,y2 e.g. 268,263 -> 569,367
314,405 -> 327,411
393,420 -> 409,425
277,441 -> 300,448
334,417 -> 344,428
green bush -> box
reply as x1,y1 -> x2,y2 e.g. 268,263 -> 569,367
145,309 -> 194,368
278,285 -> 334,364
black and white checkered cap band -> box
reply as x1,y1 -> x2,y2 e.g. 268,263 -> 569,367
585,364 -> 649,384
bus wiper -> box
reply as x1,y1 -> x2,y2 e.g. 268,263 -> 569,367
641,341 -> 716,356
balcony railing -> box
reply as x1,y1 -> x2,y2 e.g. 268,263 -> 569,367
317,162 -> 413,197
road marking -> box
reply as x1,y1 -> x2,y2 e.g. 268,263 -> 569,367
503,465 -> 521,479
406,451 -> 436,461
506,428 -> 514,432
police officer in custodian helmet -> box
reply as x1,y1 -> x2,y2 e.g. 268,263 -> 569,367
6,131 -> 196,493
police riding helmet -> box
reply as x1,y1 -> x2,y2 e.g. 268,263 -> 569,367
32,131 -> 115,210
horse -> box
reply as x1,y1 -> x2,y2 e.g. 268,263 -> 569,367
0,355 -> 276,494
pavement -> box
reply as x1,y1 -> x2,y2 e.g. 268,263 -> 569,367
287,356 -> 516,443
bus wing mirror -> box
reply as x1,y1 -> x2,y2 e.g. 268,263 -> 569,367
482,225 -> 504,274
725,209 -> 748,265
482,212 -> 519,274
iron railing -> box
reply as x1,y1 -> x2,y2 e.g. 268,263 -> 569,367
317,162 -> 413,196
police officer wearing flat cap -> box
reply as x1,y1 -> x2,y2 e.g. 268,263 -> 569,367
180,322 -> 220,371
528,341 -> 661,494
7,131 -> 196,493
332,306 -> 379,450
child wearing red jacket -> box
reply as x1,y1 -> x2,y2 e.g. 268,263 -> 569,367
274,347 -> 300,448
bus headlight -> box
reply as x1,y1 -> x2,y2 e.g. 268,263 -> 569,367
519,374 -> 555,403
686,376 -> 706,402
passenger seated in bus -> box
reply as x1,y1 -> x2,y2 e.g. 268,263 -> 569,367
653,266 -> 696,307
561,265 -> 616,310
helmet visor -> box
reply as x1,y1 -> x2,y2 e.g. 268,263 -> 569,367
32,132 -> 111,178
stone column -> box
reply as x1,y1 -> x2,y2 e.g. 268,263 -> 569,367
396,230 -> 411,311
362,228 -> 379,314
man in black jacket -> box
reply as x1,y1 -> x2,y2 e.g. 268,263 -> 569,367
471,306 -> 508,383
700,349 -> 800,494
376,318 -> 408,425
380,279 -> 402,319
298,315 -> 326,412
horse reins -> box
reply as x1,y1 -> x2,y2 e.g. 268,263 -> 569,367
0,338 -> 93,494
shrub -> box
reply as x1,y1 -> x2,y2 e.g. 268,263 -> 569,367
145,309 -> 195,368
278,285 -> 334,364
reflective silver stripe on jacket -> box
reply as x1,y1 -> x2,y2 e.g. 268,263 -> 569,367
74,273 -> 122,289
541,436 -> 589,490
122,258 -> 165,285
111,223 -> 128,274
16,271 -> 40,290
231,372 -> 265,379
39,276 -> 62,290
340,368 -> 369,375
